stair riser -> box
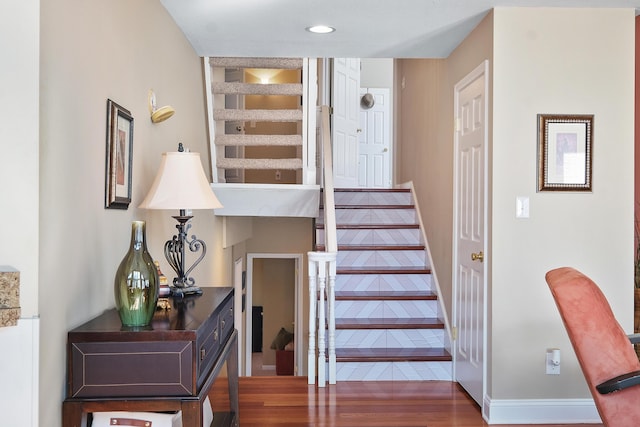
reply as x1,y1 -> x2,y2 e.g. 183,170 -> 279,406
337,250 -> 427,268
315,188 -> 452,382
333,329 -> 446,349
335,274 -> 433,292
335,300 -> 439,319
333,191 -> 413,206
316,228 -> 422,246
334,361 -> 452,381
318,208 -> 418,225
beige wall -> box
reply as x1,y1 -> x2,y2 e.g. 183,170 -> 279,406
0,0 -> 40,423
398,7 -> 635,410
396,11 -> 493,349
491,7 -> 634,400
361,58 -> 394,89
0,0 -> 39,317
38,1 -> 230,425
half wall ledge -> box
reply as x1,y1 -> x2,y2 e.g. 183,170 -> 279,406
0,266 -> 20,327
211,183 -> 320,218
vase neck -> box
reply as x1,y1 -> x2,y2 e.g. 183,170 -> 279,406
130,220 -> 147,251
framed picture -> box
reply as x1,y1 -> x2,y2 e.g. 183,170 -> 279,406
537,114 -> 593,192
105,99 -> 134,209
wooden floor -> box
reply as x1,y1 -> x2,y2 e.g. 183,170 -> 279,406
210,376 -> 603,427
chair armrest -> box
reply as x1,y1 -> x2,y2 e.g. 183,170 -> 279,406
628,333 -> 640,345
596,370 -> 640,394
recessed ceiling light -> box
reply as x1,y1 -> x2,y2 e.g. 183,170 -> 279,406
306,25 -> 335,34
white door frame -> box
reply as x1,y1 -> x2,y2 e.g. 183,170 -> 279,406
232,257 -> 244,374
245,253 -> 304,376
452,60 -> 489,408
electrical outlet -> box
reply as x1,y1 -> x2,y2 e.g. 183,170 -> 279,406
546,349 -> 560,375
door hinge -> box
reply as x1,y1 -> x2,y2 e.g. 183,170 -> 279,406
452,326 -> 458,341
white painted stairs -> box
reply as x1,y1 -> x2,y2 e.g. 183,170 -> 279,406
316,188 -> 452,381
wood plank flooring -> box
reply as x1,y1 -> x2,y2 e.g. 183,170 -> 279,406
209,376 -> 603,427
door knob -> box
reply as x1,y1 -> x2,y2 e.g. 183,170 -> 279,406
357,128 -> 362,133
383,148 -> 388,152
471,251 -> 484,262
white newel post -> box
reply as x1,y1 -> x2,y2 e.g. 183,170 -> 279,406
327,258 -> 337,384
308,251 -> 337,387
307,257 -> 317,385
316,258 -> 327,387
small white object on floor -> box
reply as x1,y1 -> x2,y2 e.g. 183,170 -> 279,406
91,396 -> 214,427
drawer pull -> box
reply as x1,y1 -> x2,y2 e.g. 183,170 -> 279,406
214,328 -> 219,341
110,418 -> 151,426
200,348 -> 206,360
221,319 -> 226,329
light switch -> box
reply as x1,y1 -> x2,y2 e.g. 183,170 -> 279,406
516,196 -> 529,218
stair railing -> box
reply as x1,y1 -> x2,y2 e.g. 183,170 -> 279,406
307,105 -> 337,387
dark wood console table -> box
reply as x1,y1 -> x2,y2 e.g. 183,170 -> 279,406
62,287 -> 238,427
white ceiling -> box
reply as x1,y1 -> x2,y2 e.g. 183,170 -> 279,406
160,0 -> 640,58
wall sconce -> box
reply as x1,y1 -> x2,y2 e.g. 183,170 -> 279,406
148,89 -> 175,123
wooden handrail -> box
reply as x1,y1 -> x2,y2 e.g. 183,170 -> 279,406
320,105 -> 337,253
307,105 -> 337,387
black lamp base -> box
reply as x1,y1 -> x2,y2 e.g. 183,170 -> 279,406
164,211 -> 208,298
170,285 -> 203,298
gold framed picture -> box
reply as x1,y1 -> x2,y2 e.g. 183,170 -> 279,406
537,114 -> 593,192
105,99 -> 134,209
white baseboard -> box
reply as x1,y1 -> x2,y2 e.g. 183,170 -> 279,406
483,396 -> 601,424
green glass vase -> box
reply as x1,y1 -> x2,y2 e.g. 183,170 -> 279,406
114,220 -> 159,327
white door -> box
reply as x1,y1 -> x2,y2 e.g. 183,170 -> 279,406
332,58 -> 360,188
453,61 -> 488,407
359,88 -> 391,188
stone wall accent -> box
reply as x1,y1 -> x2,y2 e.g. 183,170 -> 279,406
0,266 -> 20,327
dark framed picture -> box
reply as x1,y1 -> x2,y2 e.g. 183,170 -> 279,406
105,99 -> 134,209
537,114 -> 593,192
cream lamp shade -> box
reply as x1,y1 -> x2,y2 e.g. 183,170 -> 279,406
139,151 -> 223,210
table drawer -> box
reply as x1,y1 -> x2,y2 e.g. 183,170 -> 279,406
197,292 -> 234,385
220,294 -> 234,343
69,341 -> 193,398
197,311 -> 220,387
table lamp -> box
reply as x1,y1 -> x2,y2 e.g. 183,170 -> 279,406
140,143 -> 223,296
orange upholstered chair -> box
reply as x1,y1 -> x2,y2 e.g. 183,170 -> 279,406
546,267 -> 640,427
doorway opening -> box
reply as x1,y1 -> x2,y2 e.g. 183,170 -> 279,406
327,58 -> 394,189
244,253 -> 303,377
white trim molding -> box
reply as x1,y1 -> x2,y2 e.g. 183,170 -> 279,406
212,183 -> 320,218
483,396 -> 601,424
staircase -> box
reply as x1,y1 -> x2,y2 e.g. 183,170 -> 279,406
316,188 -> 452,381
206,57 -> 312,185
